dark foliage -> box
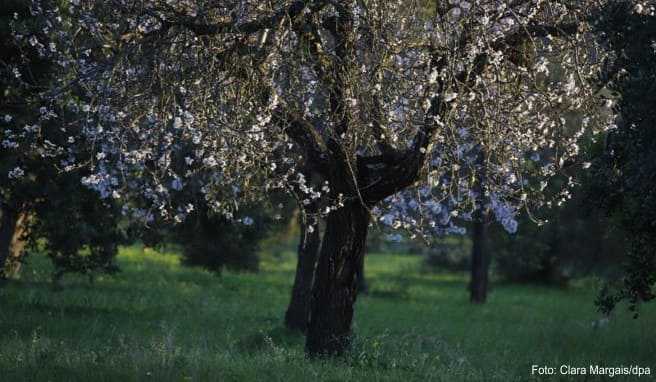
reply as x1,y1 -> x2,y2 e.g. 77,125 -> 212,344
589,3 -> 656,314
493,197 -> 624,286
422,236 -> 471,272
177,206 -> 270,273
139,201 -> 290,274
29,173 -> 127,282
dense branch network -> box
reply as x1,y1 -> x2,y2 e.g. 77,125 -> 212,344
4,0 -> 621,237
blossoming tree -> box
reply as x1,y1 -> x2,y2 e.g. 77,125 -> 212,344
1,1 -> 125,280
15,0 -> 619,355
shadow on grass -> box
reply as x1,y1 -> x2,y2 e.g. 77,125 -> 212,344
235,326 -> 304,353
365,274 -> 467,302
1,365 -> 135,382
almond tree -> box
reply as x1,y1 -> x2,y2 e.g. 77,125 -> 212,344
18,0 -> 617,355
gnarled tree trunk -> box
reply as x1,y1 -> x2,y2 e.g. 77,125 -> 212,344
284,214 -> 321,332
470,211 -> 490,303
306,203 -> 369,356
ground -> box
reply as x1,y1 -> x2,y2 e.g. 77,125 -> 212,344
0,246 -> 654,381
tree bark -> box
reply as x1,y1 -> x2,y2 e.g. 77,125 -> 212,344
470,211 -> 490,303
0,208 -> 19,279
284,214 -> 321,332
4,211 -> 29,278
306,203 -> 369,356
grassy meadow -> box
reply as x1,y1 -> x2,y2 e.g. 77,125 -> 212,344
0,246 -> 654,381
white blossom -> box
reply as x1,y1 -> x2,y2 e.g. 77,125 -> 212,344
8,167 -> 24,179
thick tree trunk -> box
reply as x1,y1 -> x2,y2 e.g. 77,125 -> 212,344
306,203 -> 369,356
470,212 -> 490,304
284,216 -> 321,332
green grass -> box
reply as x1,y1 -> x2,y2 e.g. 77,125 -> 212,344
0,246 -> 654,381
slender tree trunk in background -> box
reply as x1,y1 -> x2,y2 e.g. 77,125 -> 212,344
306,203 -> 369,356
543,214 -> 565,286
4,211 -> 29,278
284,213 -> 321,332
470,147 -> 491,303
356,253 -> 368,294
0,208 -> 19,279
470,212 -> 490,304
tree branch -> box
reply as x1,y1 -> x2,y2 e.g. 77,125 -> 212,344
164,0 -> 328,36
495,22 -> 579,49
273,108 -> 330,173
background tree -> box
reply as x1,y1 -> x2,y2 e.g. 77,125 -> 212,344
140,200 -> 287,274
177,205 -> 269,273
28,170 -> 126,284
0,209 -> 30,278
469,153 -> 491,303
493,188 -> 624,285
589,1 -> 656,315
0,0 -> 50,277
469,210 -> 491,303
1,0 -> 123,282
